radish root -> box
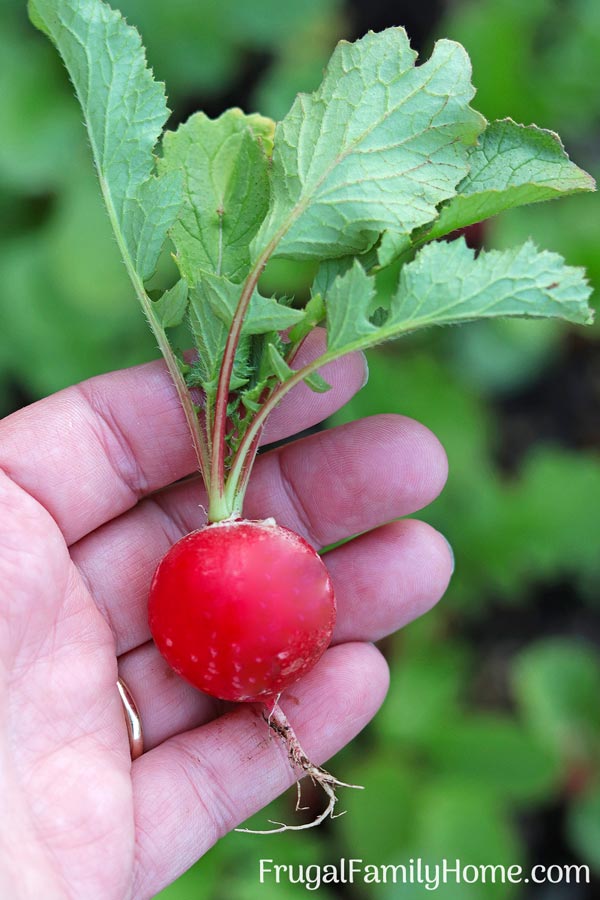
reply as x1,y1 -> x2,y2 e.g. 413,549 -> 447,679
235,700 -> 363,834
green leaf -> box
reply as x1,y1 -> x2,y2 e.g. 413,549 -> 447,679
202,275 -> 303,335
266,342 -> 292,383
267,343 -> 331,393
425,119 -> 596,242
312,257 -> 354,298
393,239 -> 594,327
188,274 -> 303,396
567,783 -> 600,873
301,370 -> 332,392
376,643 -> 469,747
426,714 -> 560,803
187,284 -> 229,396
160,109 -> 274,283
410,780 -> 522,900
338,754 -> 419,867
374,231 -> 412,269
28,0 -> 181,283
287,293 -> 325,344
152,279 -> 188,328
245,113 -> 275,159
323,238 -> 593,358
325,260 -> 377,352
253,28 -> 486,262
512,639 -> 600,761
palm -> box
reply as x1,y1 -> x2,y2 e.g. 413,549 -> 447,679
1,482 -> 134,897
0,337 -> 452,899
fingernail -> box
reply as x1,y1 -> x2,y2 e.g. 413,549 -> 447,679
442,535 -> 455,574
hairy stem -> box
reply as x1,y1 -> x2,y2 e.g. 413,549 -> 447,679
140,286 -> 212,489
223,349 -> 332,508
225,428 -> 263,517
97,177 -> 211,490
226,307 -> 432,501
208,240 -> 278,519
209,202 -> 322,519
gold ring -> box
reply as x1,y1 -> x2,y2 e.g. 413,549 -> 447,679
117,677 -> 144,760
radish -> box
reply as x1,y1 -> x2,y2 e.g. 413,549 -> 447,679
32,0 -> 594,835
149,519 -> 356,832
148,519 -> 335,704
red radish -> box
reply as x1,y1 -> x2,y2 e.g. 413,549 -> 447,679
148,519 -> 335,704
149,517 -> 359,833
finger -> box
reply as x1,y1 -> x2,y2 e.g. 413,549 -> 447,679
117,519 -> 452,750
326,518 -> 454,643
244,414 -> 449,546
0,329 -> 366,545
72,414 -> 448,655
131,642 -> 389,897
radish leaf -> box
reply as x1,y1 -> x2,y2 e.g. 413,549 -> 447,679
252,29 -> 486,262
188,274 -> 303,399
28,0 -> 181,282
423,119 -> 597,245
202,274 -> 303,336
29,0 -> 596,519
160,110 -> 275,283
287,294 -> 326,344
322,239 -> 593,358
153,279 -> 189,328
324,261 -> 377,352
267,343 -> 331,393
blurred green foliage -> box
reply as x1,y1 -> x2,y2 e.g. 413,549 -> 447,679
2,0 -> 599,897
440,0 -> 600,336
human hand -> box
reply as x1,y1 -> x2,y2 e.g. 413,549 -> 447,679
0,335 -> 452,899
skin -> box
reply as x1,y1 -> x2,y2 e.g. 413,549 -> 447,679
0,331 -> 452,899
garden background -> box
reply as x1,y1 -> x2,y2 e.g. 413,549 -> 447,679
1,0 -> 599,897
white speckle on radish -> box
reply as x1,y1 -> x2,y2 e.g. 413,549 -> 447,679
165,638 -> 173,648
282,658 -> 304,676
